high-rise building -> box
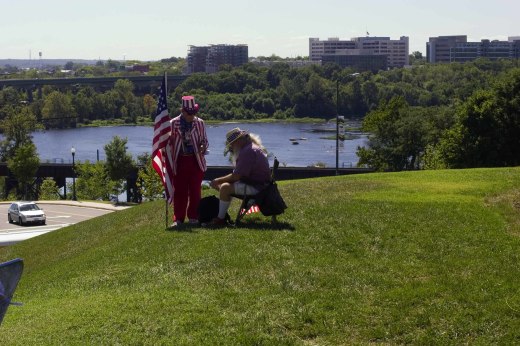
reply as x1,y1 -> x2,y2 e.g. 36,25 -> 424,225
321,53 -> 387,72
309,37 -> 356,62
205,44 -> 248,73
511,37 -> 520,60
186,44 -> 248,74
428,35 -> 520,63
427,35 -> 467,63
309,36 -> 409,69
451,40 -> 514,62
186,46 -> 209,74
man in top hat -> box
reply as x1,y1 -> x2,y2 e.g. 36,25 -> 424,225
209,127 -> 270,225
168,95 -> 209,227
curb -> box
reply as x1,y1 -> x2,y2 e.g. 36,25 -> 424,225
0,200 -> 131,211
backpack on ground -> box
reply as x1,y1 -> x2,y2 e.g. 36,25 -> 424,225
198,195 -> 231,224
255,181 -> 287,216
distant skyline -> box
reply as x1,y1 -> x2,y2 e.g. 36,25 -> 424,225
1,0 -> 519,61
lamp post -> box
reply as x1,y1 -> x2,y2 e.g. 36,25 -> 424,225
71,146 -> 77,201
336,79 -> 339,175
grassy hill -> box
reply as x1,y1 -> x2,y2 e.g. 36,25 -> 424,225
1,168 -> 520,345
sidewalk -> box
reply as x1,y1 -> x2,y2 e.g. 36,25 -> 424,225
0,200 -> 132,211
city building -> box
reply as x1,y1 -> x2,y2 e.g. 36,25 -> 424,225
309,36 -> 409,69
125,64 -> 150,73
451,40 -> 513,62
426,35 -> 467,63
309,37 -> 356,62
511,37 -> 520,60
428,35 -> 520,63
186,46 -> 209,74
249,58 -> 319,68
321,51 -> 387,72
186,44 -> 248,74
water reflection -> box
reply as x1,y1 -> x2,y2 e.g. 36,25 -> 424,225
30,122 -> 367,168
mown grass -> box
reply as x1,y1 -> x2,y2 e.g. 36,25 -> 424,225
1,167 -> 520,345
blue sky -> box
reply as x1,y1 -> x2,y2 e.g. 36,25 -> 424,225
1,0 -> 519,61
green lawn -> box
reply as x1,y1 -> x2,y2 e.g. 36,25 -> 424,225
1,168 -> 520,345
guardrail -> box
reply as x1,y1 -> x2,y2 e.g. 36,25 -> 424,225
0,162 -> 374,181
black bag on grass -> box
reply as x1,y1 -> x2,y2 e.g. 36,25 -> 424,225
198,195 -> 231,224
255,182 -> 287,216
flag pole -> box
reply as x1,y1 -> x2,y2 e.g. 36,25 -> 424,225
165,193 -> 168,228
164,72 -> 169,228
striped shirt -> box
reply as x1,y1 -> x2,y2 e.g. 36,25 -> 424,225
166,114 -> 208,175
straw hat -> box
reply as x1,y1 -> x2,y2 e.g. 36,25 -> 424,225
225,127 -> 248,148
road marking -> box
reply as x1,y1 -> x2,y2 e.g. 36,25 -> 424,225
0,224 -> 72,246
0,224 -> 71,233
47,211 -> 112,218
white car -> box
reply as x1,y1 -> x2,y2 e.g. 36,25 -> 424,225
8,202 -> 46,226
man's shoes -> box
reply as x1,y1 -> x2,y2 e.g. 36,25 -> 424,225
169,221 -> 182,228
188,219 -> 199,225
207,217 -> 227,227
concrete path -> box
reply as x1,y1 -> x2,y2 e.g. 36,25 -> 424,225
0,201 -> 132,246
0,200 -> 132,211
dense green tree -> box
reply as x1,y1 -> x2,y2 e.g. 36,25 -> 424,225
361,80 -> 379,111
436,69 -> 520,168
0,106 -> 39,161
7,142 -> 40,199
345,78 -> 366,116
266,62 -> 290,88
299,73 -> 335,118
136,153 -> 163,201
104,136 -> 135,200
104,136 -> 134,181
98,91 -> 118,119
64,61 -> 75,70
39,178 -> 61,200
2,57 -> 520,157
409,51 -> 425,65
72,87 -> 95,123
41,91 -> 76,128
357,97 -> 455,171
0,86 -> 22,107
75,160 -> 114,200
143,94 -> 155,117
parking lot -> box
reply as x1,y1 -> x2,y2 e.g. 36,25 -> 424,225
0,202 -> 125,246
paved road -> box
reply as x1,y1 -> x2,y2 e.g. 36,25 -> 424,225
0,201 -> 130,246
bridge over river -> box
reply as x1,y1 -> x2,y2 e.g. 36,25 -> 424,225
0,163 -> 373,202
0,75 -> 188,97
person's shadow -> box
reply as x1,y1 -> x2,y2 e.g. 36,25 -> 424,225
165,220 -> 295,232
230,219 -> 295,231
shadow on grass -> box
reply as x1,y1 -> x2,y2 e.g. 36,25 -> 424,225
232,219 -> 295,231
165,220 -> 295,232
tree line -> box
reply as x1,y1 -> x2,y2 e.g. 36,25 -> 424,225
1,58 -> 517,126
1,57 -> 519,178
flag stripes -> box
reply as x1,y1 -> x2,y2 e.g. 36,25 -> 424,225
152,74 -> 175,203
241,204 -> 260,215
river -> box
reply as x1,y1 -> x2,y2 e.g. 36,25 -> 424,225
30,122 -> 368,168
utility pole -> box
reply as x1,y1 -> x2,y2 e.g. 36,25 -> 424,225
336,79 -> 339,175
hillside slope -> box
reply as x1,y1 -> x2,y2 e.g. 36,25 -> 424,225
1,168 -> 520,345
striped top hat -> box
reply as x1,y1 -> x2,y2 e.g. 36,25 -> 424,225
181,95 -> 199,115
225,127 -> 248,148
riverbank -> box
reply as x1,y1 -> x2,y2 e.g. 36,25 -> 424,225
78,116 -> 331,128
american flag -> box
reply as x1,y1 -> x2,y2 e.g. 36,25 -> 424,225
152,74 -> 174,202
241,204 -> 260,215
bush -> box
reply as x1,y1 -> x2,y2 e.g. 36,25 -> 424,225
39,178 -> 61,200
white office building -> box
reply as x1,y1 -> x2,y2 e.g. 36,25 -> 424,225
309,36 -> 409,68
